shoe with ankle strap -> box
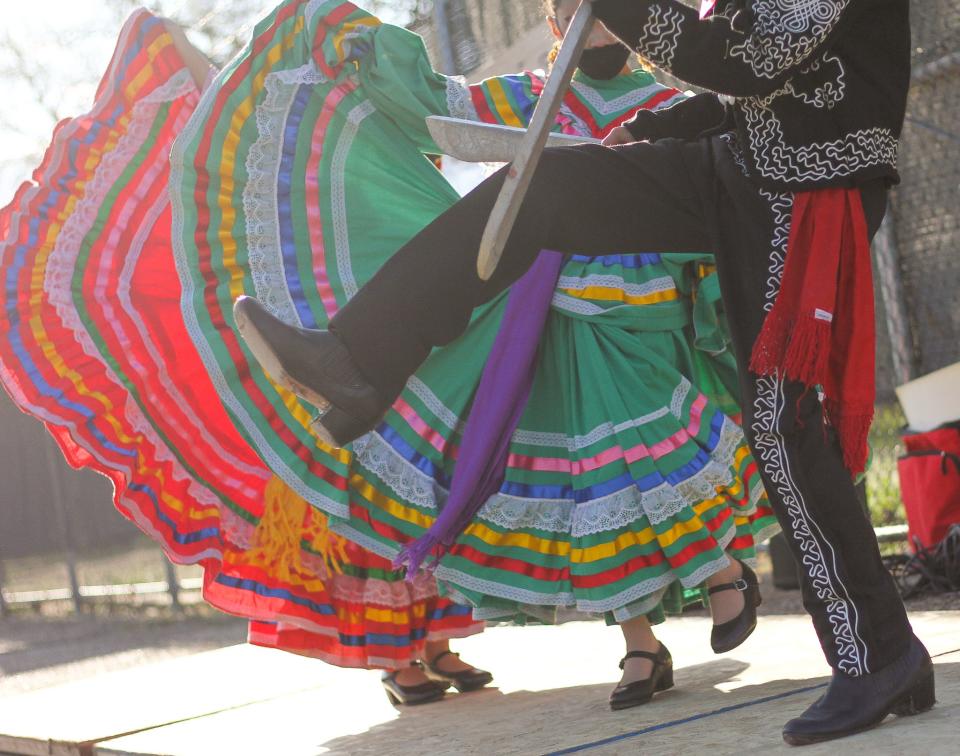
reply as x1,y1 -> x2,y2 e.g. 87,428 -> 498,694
381,665 -> 448,706
609,643 -> 674,711
423,651 -> 494,692
709,559 -> 762,654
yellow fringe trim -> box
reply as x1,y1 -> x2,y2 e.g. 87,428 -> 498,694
243,475 -> 348,587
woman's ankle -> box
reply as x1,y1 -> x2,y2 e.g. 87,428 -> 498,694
706,554 -> 742,587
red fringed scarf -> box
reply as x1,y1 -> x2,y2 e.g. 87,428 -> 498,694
749,188 -> 875,475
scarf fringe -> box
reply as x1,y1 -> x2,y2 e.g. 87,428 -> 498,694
750,188 -> 875,478
248,475 -> 347,584
783,317 -> 832,387
394,537 -> 444,580
750,313 -> 832,387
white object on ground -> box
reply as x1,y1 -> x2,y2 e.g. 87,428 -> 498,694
896,361 -> 960,431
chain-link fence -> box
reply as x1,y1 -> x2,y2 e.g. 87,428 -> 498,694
869,1 -> 960,527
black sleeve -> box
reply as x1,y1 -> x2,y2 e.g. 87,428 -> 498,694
623,92 -> 728,142
592,0 -> 860,97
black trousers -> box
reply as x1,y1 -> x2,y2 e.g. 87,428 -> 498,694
332,134 -> 912,676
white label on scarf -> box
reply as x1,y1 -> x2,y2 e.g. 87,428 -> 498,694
815,308 -> 834,323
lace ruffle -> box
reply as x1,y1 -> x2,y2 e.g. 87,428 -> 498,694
353,433 -> 447,510
39,70 -> 224,521
244,64 -> 328,325
445,75 -> 479,121
356,412 -> 758,536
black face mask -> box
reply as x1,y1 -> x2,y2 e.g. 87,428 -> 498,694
577,43 -> 631,80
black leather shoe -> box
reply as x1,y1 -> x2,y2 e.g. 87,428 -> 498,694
782,635 -> 935,746
423,651 -> 494,692
233,296 -> 388,446
609,643 -> 674,711
381,667 -> 448,706
709,559 -> 762,654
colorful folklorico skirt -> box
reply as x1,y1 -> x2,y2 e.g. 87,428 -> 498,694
0,8 -> 481,669
171,0 -> 777,629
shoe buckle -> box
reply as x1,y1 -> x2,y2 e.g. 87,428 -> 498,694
734,577 -> 749,592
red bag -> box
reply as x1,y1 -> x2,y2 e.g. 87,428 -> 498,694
898,423 -> 960,550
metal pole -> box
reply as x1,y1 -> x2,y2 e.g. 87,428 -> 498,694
433,0 -> 458,75
0,557 -> 8,618
42,439 -> 83,614
872,205 -> 917,386
164,556 -> 182,612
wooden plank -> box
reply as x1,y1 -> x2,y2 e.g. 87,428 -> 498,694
0,644 -> 340,754
476,0 -> 594,280
2,614 -> 956,756
425,116 -> 600,163
97,614 -> 960,756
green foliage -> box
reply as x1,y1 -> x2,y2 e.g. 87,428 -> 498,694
866,403 -> 908,527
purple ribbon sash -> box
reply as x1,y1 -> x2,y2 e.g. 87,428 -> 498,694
394,250 -> 565,576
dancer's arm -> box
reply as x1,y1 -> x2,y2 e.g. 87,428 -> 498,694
622,91 -> 728,142
592,0 -> 861,97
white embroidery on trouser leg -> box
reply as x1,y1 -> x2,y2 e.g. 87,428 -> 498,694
749,187 -> 870,676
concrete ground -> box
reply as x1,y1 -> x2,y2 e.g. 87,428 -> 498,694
0,606 -> 957,756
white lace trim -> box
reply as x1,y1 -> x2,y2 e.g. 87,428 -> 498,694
244,63 -> 329,326
170,76 -> 351,519
328,571 -> 439,605
404,376 -> 463,432
436,565 -> 575,607
444,519 -> 753,619
39,70 -> 225,515
142,69 -> 197,106
352,432 -> 446,510
114,162 -> 267,488
485,415 -> 748,534
568,80 -> 683,117
550,292 -> 609,317
356,411 -> 752,534
670,378 -> 693,420
511,399 -> 684,451
221,507 -> 256,550
471,604 -> 595,624
445,76 -> 479,121
329,522 -> 404,566
556,102 -> 592,136
555,273 -> 677,299
332,99 -> 376,300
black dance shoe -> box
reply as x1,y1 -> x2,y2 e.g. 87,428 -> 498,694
709,559 -> 762,654
782,635 -> 935,746
609,643 -> 674,711
381,667 -> 448,706
233,296 -> 388,446
423,651 -> 494,692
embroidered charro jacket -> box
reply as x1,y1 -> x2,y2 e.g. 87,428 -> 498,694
593,0 -> 911,191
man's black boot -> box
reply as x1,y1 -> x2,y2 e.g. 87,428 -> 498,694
782,634 -> 935,746
233,296 -> 389,447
